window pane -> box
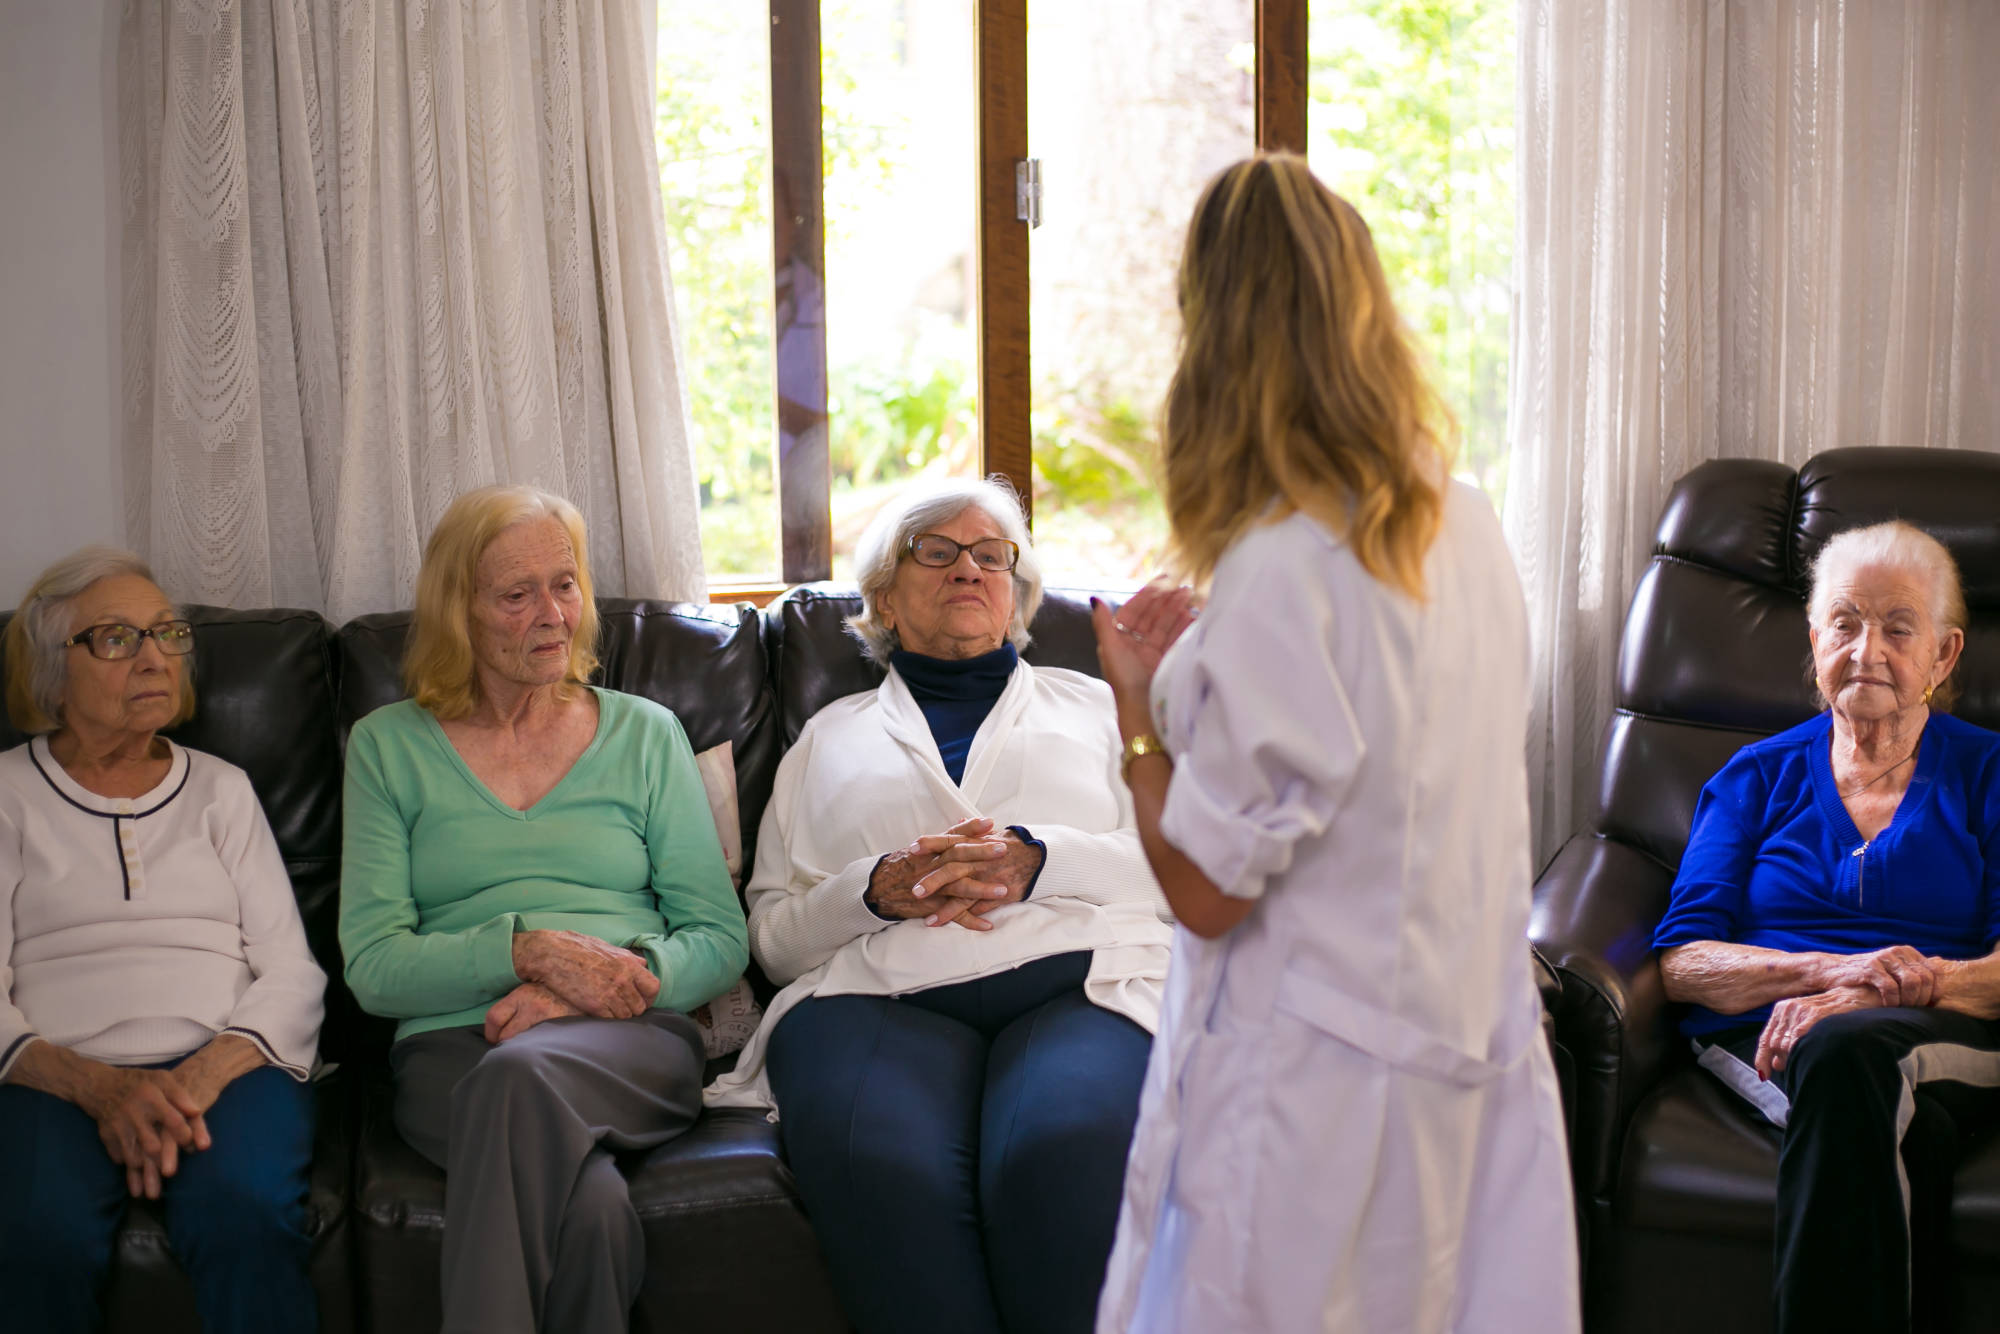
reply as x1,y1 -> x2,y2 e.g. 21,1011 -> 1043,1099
1308,0 -> 1516,505
1027,0 -> 1255,585
822,0 -> 979,581
657,1 -> 779,579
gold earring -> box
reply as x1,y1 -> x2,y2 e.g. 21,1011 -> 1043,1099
1924,684 -> 1936,705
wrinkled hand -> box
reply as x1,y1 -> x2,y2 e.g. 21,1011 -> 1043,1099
485,982 -> 581,1043
866,817 -> 1013,930
1090,584 -> 1198,703
514,928 -> 660,1019
949,828 -> 1047,927
1822,944 -> 1942,1008
1755,984 -> 1879,1080
84,1066 -> 208,1199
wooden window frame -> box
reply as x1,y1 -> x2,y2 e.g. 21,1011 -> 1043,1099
713,0 -> 1306,602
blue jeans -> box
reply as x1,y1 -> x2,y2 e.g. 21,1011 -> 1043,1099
766,950 -> 1152,1334
0,1061 -> 318,1334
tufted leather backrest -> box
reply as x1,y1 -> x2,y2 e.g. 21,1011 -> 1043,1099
768,582 -> 1122,745
336,598 -> 777,877
1598,447 -> 2000,869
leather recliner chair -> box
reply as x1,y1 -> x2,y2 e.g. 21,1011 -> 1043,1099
1531,447 -> 2000,1333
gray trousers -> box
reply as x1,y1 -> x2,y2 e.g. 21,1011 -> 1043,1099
391,1010 -> 705,1334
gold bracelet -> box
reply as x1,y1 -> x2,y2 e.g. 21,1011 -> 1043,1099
1120,732 -> 1168,784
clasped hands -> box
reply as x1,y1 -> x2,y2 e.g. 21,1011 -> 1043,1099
79,1036 -> 251,1199
865,817 -> 1045,931
1754,944 -> 1949,1079
488,929 -> 660,1043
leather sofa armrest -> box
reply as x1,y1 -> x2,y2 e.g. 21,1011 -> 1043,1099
1531,944 -> 1564,1014
1529,832 -> 1680,1227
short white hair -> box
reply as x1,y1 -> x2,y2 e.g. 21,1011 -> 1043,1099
1807,520 -> 1967,711
4,546 -> 187,735
846,476 -> 1044,664
1807,520 -> 1966,633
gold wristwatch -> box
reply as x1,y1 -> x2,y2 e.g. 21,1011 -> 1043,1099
1120,732 -> 1169,784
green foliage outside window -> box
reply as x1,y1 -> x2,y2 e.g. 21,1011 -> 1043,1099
1310,0 -> 1515,501
656,0 -> 1514,580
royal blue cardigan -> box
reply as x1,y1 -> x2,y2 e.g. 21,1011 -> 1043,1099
1654,710 -> 2000,1036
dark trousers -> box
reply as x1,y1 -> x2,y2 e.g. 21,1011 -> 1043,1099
390,1010 -> 704,1334
1708,1008 -> 2000,1334
766,950 -> 1152,1334
0,1062 -> 317,1334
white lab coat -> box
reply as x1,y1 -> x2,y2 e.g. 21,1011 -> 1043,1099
706,659 -> 1174,1112
1096,490 -> 1580,1334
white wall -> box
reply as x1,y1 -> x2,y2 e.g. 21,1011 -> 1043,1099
0,0 -> 123,603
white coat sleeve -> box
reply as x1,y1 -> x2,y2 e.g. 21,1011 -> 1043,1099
743,727 -> 895,985
211,765 -> 326,1080
1159,556 -> 1364,901
0,801 -> 39,1080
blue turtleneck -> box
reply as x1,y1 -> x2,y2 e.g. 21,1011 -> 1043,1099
889,642 -> 1018,784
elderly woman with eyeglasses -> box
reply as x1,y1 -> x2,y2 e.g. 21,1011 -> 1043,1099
0,547 -> 326,1334
706,478 -> 1173,1334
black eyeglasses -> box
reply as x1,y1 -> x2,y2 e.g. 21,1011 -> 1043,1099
63,620 -> 196,661
905,533 -> 1020,573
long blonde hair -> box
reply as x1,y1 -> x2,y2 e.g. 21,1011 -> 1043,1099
404,486 -> 600,719
1163,154 -> 1454,595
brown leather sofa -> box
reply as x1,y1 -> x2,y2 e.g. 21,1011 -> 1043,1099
1531,447 -> 2000,1333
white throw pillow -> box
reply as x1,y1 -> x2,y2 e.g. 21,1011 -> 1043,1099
687,740 -> 762,1058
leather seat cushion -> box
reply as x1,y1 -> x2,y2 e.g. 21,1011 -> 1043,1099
1620,1063 -> 2000,1253
352,1080 -> 845,1333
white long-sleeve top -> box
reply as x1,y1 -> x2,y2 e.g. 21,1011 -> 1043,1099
706,659 -> 1172,1111
0,737 -> 326,1081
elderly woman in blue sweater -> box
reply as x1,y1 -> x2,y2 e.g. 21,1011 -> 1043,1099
1656,520 -> 2000,1334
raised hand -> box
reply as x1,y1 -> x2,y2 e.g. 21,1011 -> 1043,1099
1091,584 -> 1198,703
513,928 -> 661,1019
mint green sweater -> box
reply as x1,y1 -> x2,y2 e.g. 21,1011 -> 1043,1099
339,688 -> 748,1043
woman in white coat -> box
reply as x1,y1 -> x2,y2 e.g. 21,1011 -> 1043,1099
1089,155 -> 1579,1334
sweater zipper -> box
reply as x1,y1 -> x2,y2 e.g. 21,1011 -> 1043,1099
1852,842 -> 1867,909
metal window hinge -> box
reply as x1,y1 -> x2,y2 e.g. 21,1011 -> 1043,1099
1015,159 -> 1042,228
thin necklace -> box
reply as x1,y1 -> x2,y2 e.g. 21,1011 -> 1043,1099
1837,747 -> 1918,799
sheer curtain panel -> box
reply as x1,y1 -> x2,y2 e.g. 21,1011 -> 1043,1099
121,0 -> 706,621
1506,0 -> 2000,863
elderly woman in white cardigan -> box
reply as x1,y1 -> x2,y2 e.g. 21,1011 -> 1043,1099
707,478 -> 1172,1334
0,548 -> 326,1334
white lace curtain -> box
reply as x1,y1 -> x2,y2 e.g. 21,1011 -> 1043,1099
1506,0 -> 2000,863
121,0 -> 706,621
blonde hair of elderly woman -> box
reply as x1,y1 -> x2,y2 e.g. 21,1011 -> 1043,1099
1164,154 -> 1454,595
4,545 -> 197,734
1807,519 -> 1967,711
403,486 -> 601,719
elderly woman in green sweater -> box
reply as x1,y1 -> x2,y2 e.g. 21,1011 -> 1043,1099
338,485 -> 747,1334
